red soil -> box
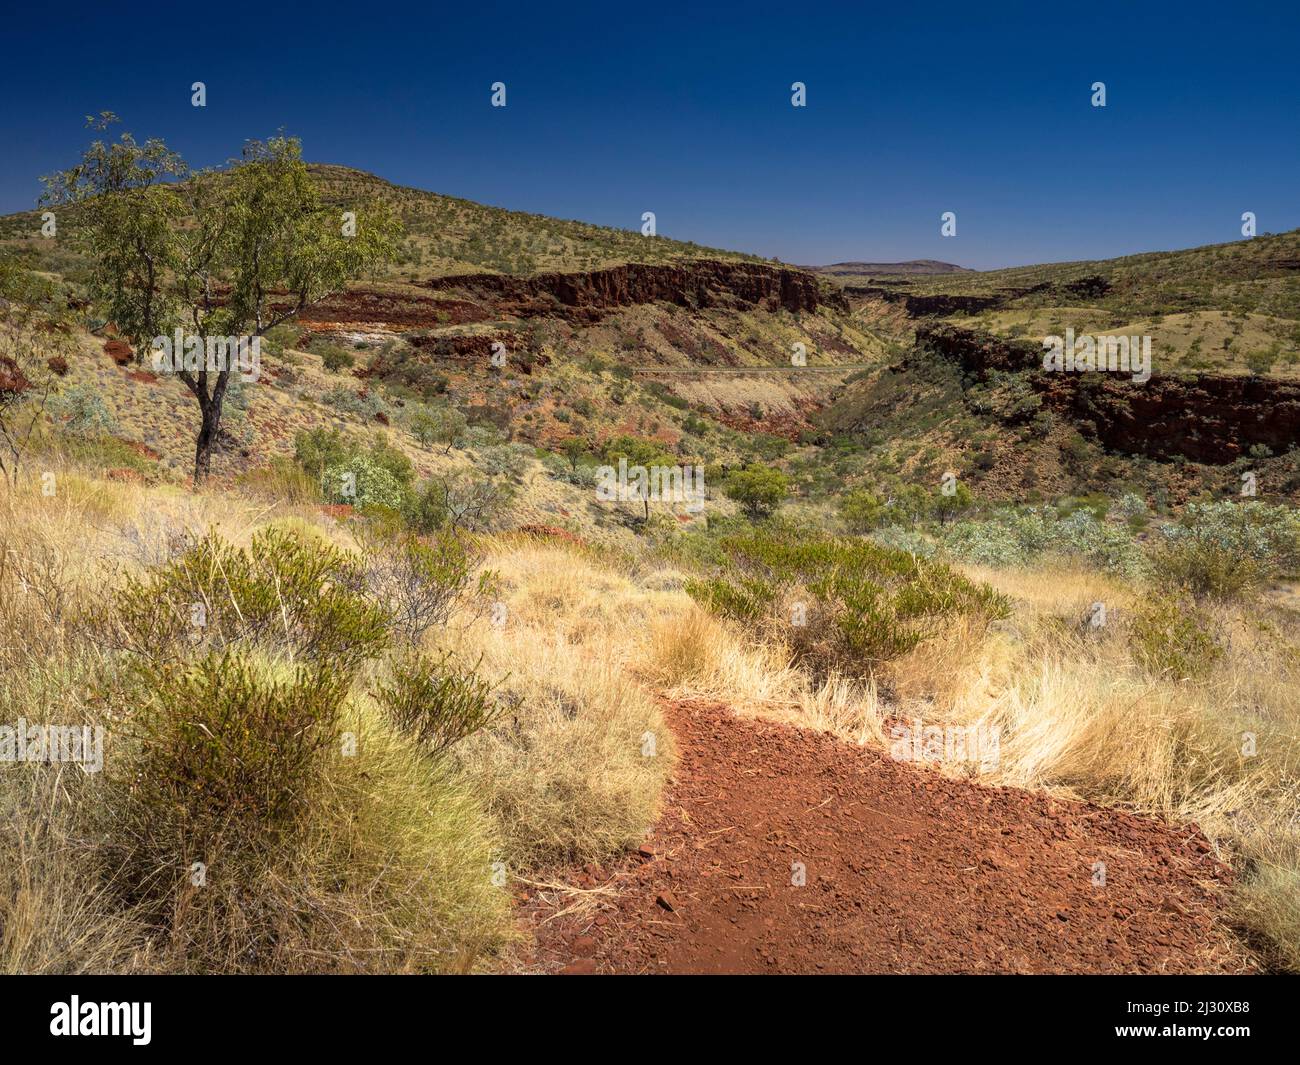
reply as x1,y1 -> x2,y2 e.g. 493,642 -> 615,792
103,338 -> 133,365
524,699 -> 1253,975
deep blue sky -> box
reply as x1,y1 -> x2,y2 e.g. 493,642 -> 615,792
3,1 -> 1297,269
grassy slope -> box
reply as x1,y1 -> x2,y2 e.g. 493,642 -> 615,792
0,163 -> 766,282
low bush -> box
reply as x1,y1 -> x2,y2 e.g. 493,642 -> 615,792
941,506 -> 1144,576
839,488 -> 885,532
687,531 -> 1009,678
1150,501 -> 1300,600
323,456 -> 406,511
113,527 -> 390,672
317,344 -> 356,372
373,651 -> 503,761
1130,596 -> 1222,680
359,523 -> 495,641
722,466 -> 790,519
407,404 -> 466,452
49,384 -> 117,438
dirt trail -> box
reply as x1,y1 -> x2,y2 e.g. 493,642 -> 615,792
524,699 -> 1253,974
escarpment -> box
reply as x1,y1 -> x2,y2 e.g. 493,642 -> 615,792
423,259 -> 845,320
916,323 -> 1300,464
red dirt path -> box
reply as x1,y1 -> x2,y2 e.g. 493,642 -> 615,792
523,699 -> 1253,975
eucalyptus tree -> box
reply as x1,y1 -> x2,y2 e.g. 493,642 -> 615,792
43,115 -> 400,483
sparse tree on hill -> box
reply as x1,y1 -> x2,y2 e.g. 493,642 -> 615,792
839,488 -> 885,532
723,466 -> 790,520
561,435 -> 588,472
42,115 -> 400,485
410,404 -> 467,454
933,481 -> 974,525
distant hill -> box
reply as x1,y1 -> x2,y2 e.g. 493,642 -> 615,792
807,260 -> 973,277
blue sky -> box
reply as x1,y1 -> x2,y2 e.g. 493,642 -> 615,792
2,1 -> 1297,269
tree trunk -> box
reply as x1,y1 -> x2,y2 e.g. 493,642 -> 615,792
192,395 -> 222,486
188,368 -> 231,488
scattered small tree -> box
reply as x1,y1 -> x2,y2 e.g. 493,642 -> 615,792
408,404 -> 466,453
723,466 -> 790,520
42,115 -> 400,484
933,481 -> 974,525
561,435 -> 588,473
602,434 -> 679,521
839,488 -> 885,532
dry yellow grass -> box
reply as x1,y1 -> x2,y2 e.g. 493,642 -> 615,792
441,542 -> 676,867
5,462 -> 1298,971
0,471 -> 673,972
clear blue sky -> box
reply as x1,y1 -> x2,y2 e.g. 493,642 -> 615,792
2,0 -> 1297,269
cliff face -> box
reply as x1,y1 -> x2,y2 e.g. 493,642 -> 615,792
1039,371 -> 1300,463
297,260 -> 841,331
844,286 -> 1005,317
844,275 -> 1108,318
916,323 -> 1300,464
424,259 -> 845,320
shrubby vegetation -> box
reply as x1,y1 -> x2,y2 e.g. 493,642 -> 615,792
64,527 -> 508,972
722,466 -> 790,519
686,529 -> 1009,679
938,504 -> 1145,576
1150,500 -> 1300,600
290,426 -> 509,533
48,383 -> 117,438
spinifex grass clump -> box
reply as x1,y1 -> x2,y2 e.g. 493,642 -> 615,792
687,531 -> 1010,678
92,527 -> 509,972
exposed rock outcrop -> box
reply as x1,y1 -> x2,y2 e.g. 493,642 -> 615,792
845,275 -> 1108,318
916,322 -> 1300,464
0,355 -> 30,397
424,259 -> 844,320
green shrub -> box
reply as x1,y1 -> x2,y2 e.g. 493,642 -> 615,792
321,385 -> 386,419
99,650 -> 351,965
722,466 -> 790,519
373,651 -> 503,761
293,426 -> 354,477
1150,501 -> 1300,600
687,532 -> 1009,677
96,528 -> 511,973
318,344 -> 355,372
1131,597 -> 1222,679
124,651 -> 347,837
260,323 -> 301,356
840,488 -> 885,532
114,527 -> 390,673
941,506 -> 1145,576
323,456 -> 406,511
365,437 -> 415,487
407,404 -> 466,452
408,473 -> 511,533
50,384 -> 117,438
359,525 -> 494,641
